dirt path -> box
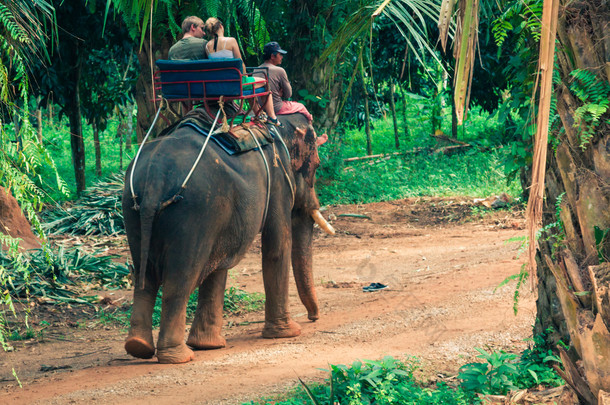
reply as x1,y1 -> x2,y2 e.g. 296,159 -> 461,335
0,197 -> 534,404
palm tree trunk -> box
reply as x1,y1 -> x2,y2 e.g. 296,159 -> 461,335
400,86 -> 410,141
360,56 -> 372,155
389,80 -> 399,149
93,121 -> 102,177
535,1 -> 610,402
134,37 -> 171,143
67,57 -> 86,194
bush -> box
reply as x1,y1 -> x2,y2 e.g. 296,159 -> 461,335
458,340 -> 563,396
246,356 -> 478,405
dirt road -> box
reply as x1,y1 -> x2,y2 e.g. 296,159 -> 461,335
1,197 -> 534,404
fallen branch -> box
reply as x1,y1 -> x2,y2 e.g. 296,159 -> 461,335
435,144 -> 472,155
431,132 -> 471,146
343,148 -> 427,163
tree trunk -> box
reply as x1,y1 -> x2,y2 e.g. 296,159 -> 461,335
118,118 -> 124,171
12,113 -> 21,151
400,86 -> 410,141
535,1 -> 610,403
48,102 -> 53,127
93,121 -> 102,177
125,102 -> 134,150
451,98 -> 458,139
116,103 -> 134,171
389,81 -> 399,149
68,58 -> 86,194
134,37 -> 171,144
360,57 -> 372,156
35,99 -> 43,143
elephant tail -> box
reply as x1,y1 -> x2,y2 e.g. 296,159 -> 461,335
137,206 -> 156,290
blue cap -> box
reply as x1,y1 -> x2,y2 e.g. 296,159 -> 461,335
263,42 -> 287,55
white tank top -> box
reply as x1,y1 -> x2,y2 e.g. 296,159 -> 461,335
207,38 -> 235,58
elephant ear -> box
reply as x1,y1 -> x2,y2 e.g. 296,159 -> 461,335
290,125 -> 320,188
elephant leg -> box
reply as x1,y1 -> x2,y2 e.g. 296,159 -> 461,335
156,281 -> 196,364
291,213 -> 319,321
187,269 -> 228,350
125,281 -> 158,359
261,217 -> 301,339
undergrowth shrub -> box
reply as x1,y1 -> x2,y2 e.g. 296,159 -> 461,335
458,335 -> 563,396
0,245 -> 130,346
246,356 -> 478,405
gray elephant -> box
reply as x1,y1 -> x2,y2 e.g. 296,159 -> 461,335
122,111 -> 333,363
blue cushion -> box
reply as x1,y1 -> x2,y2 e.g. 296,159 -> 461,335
243,87 -> 269,96
156,59 -> 247,98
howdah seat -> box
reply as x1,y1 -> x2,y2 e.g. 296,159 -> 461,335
154,58 -> 270,126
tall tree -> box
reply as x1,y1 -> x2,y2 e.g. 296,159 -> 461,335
31,0 -> 132,193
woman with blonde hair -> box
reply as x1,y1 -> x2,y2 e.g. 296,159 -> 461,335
205,17 -> 281,126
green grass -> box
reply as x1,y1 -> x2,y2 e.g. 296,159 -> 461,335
316,102 -> 521,205
317,148 -> 521,205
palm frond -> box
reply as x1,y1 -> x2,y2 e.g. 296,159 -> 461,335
317,0 -> 441,73
452,0 -> 479,124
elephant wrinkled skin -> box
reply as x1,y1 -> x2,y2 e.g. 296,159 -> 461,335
122,113 -> 324,364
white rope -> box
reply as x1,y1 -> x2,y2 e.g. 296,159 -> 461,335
129,103 -> 164,209
245,127 -> 271,231
179,109 -> 222,189
270,126 -> 295,208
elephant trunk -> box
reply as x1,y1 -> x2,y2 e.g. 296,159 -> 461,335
311,210 -> 335,235
291,213 -> 319,321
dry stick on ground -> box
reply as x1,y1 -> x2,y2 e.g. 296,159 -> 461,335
430,132 -> 471,146
343,148 -> 427,163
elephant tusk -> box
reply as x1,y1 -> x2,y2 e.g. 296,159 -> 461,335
311,210 -> 335,235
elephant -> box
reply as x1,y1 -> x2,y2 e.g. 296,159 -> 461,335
122,111 -> 333,364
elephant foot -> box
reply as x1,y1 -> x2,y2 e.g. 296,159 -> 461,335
262,319 -> 301,339
186,331 -> 226,350
307,309 -> 319,321
125,336 -> 155,359
156,344 -> 195,364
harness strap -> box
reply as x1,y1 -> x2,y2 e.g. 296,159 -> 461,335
244,126 -> 271,232
159,109 -> 222,208
269,126 -> 295,208
129,99 -> 165,210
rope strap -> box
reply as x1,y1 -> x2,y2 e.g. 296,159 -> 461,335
244,126 -> 271,231
159,109 -> 222,208
129,99 -> 165,210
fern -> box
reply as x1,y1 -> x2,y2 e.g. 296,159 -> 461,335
491,19 -> 512,49
0,4 -> 31,45
570,69 -> 610,149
